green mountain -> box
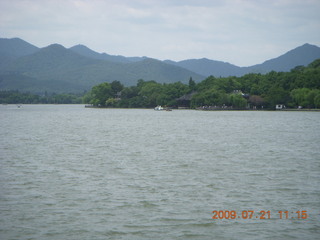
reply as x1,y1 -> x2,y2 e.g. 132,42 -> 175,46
0,38 -> 39,69
70,44 -> 147,63
69,44 -> 134,63
164,58 -> 245,77
5,44 -> 97,76
71,42 -> 320,77
246,43 -> 320,73
1,37 -> 319,93
165,43 -> 320,77
0,41 -> 204,93
0,37 -> 39,58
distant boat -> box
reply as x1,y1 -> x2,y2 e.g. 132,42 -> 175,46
154,105 -> 164,111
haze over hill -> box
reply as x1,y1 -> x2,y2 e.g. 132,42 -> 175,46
0,38 -> 319,93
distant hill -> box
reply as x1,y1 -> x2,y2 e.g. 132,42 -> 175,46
0,41 -> 204,93
0,44 -> 101,92
0,38 -> 39,69
70,44 -> 133,63
0,37 -> 319,93
5,44 -> 97,75
245,43 -> 320,73
164,58 -> 245,77
0,38 -> 39,58
166,43 -> 320,77
69,45 -> 149,63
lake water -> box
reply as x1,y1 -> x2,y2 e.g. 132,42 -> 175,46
0,104 -> 319,240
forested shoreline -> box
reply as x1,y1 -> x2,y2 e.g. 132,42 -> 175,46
83,59 -> 320,109
0,91 -> 83,104
1,59 -> 320,109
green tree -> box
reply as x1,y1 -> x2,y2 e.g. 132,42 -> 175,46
111,80 -> 124,94
266,86 -> 289,108
191,89 -> 225,107
90,82 -> 113,106
138,81 -> 164,107
229,94 -> 247,108
290,88 -> 311,107
188,77 -> 196,92
163,82 -> 189,105
105,98 -> 117,107
314,93 -> 320,108
306,89 -> 320,108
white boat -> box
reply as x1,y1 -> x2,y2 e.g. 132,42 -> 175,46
154,105 -> 164,111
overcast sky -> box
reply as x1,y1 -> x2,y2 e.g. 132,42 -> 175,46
1,0 -> 320,66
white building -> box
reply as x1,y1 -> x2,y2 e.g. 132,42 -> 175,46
275,104 -> 286,110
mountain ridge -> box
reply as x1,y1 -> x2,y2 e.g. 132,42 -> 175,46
0,37 -> 39,57
70,44 -> 135,63
0,37 -> 319,93
245,43 -> 320,73
0,37 -> 39,69
0,42 -> 204,92
164,58 -> 245,77
67,40 -> 320,77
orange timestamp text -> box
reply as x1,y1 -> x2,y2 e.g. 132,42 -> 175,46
211,210 -> 308,220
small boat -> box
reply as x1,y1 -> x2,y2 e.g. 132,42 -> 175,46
154,105 -> 164,111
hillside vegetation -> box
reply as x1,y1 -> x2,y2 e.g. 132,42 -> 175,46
2,59 -> 319,108
1,38 -> 320,94
0,42 -> 204,93
83,59 -> 320,109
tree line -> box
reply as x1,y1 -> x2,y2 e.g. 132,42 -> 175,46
1,59 -> 319,109
0,91 -> 83,104
84,59 -> 320,109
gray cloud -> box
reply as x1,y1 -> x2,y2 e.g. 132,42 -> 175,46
1,0 -> 319,66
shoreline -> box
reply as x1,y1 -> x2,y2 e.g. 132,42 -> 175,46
2,104 -> 319,111
85,105 -> 320,111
